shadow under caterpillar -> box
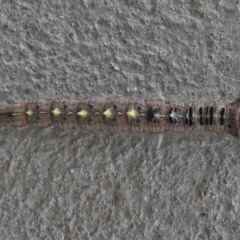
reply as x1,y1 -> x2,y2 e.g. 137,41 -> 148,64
0,98 -> 239,138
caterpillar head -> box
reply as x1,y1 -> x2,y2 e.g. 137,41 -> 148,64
229,99 -> 240,138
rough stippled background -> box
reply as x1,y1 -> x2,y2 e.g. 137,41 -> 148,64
0,1 -> 240,239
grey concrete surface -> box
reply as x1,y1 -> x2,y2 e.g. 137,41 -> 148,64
0,1 -> 240,239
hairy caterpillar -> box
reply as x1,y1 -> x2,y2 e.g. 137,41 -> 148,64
0,98 -> 239,138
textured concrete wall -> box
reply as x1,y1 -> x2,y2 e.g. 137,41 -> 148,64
0,1 -> 240,239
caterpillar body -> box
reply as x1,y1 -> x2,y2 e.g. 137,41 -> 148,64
0,99 -> 239,138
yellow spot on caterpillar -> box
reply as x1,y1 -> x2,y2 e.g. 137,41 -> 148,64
127,108 -> 138,119
77,109 -> 88,118
52,108 -> 62,117
26,109 -> 33,116
103,108 -> 113,119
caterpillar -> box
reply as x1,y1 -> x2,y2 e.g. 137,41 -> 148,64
0,98 -> 239,138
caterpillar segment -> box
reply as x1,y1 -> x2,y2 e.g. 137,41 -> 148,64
0,99 -> 239,138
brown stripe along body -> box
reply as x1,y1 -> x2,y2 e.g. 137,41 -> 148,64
0,99 -> 240,138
